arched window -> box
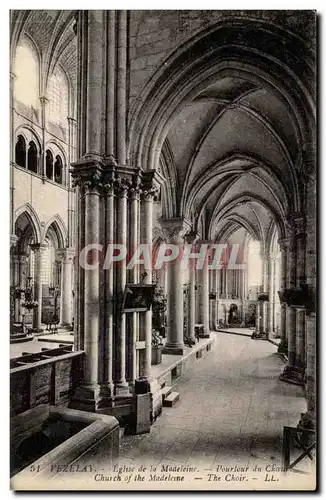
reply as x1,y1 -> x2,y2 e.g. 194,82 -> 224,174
45,150 -> 54,180
48,66 -> 68,128
15,135 -> 26,168
27,141 -> 38,173
14,42 -> 39,108
54,155 -> 63,184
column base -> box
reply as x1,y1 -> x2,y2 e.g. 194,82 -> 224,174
277,338 -> 288,354
251,330 -> 268,340
60,322 -> 73,331
99,382 -> 115,400
296,412 -> 316,449
115,382 -> 131,398
184,337 -> 196,347
279,364 -> 305,386
162,343 -> 185,355
70,383 -> 102,412
32,327 -> 44,333
198,328 -> 210,339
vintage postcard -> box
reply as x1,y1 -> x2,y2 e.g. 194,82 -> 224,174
9,9 -> 316,491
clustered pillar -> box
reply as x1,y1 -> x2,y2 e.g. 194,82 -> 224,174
279,214 -> 307,386
71,160 -> 162,411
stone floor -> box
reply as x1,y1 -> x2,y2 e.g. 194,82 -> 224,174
119,332 -> 315,489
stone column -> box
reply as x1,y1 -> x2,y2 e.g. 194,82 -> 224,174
188,266 -> 196,344
139,183 -> 155,379
267,255 -> 274,334
224,268 -> 228,297
299,312 -> 316,430
296,307 -> 306,370
210,269 -> 218,330
216,268 -> 220,326
18,254 -> 28,322
13,255 -> 20,322
293,214 -> 307,381
161,218 -> 190,354
277,238 -> 289,353
39,96 -> 49,178
199,254 -> 210,336
84,181 -> 101,392
30,243 -> 47,332
102,177 -> 115,398
129,182 -> 141,383
58,248 -> 74,328
71,162 -> 103,409
115,177 -> 130,394
280,229 -> 303,385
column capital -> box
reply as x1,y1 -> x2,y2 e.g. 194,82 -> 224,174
10,234 -> 19,249
159,217 -> 192,245
296,148 -> 316,185
278,237 -> 290,251
67,116 -> 77,125
30,243 -> 48,253
39,95 -> 49,106
57,247 -> 75,262
71,156 -> 103,192
114,175 -> 132,198
287,212 -> 307,237
140,169 -> 164,201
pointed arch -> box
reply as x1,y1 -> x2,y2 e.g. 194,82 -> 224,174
14,34 -> 40,108
42,215 -> 67,248
14,203 -> 42,244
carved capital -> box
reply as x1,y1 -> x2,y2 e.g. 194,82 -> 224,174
10,234 -> 19,249
102,179 -> 115,196
114,176 -> 132,198
296,149 -> 316,185
159,218 -> 192,245
183,229 -> 199,245
290,213 -> 307,237
140,186 -> 158,202
30,243 -> 48,254
39,95 -> 49,106
140,169 -> 163,201
70,157 -> 103,194
278,237 -> 290,252
57,248 -> 75,263
128,174 -> 142,200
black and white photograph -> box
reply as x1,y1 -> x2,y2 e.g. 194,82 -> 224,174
8,8 -> 317,491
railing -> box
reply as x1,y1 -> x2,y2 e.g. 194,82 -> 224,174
282,426 -> 316,472
10,347 -> 84,416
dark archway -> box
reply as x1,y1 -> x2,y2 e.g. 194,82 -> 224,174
54,155 -> 63,184
15,135 -> 26,168
27,141 -> 38,173
46,150 -> 54,180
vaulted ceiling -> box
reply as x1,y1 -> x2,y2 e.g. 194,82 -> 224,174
163,74 -> 301,245
10,10 -> 76,93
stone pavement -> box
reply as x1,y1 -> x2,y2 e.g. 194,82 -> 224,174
119,332 -> 310,474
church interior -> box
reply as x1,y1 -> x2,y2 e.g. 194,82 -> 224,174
9,10 -> 316,486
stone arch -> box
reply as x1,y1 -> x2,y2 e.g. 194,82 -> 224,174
211,193 -> 287,243
42,215 -> 67,248
15,126 -> 42,154
14,203 -> 42,244
129,20 -> 314,175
